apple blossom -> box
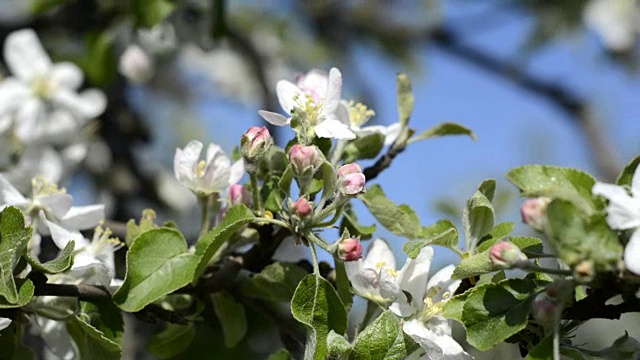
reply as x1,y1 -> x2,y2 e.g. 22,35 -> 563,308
291,197 -> 313,218
229,184 -> 251,206
258,68 -> 356,140
489,241 -> 527,268
174,140 -> 244,197
0,317 -> 10,331
336,100 -> 401,146
0,29 -> 106,143
289,144 -> 321,178
337,237 -> 363,261
337,163 -> 366,195
592,165 -> 640,274
241,126 -> 272,164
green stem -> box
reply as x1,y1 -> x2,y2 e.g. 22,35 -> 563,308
516,262 -> 573,277
312,197 -> 344,224
307,232 -> 331,252
330,139 -> 346,167
313,207 -> 343,228
199,196 -> 210,237
252,217 -> 291,230
309,242 -> 320,276
250,173 -> 262,215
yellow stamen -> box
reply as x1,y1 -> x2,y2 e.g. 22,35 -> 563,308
348,101 -> 375,127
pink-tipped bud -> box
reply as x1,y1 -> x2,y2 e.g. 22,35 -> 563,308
489,241 -> 527,268
520,197 -> 552,231
289,144 -> 321,178
532,293 -> 556,324
241,126 -> 272,163
338,237 -> 363,262
292,198 -> 313,218
337,163 -> 366,195
229,184 -> 251,206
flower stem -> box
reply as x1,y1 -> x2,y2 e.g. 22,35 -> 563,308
313,207 -> 343,228
199,196 -> 210,237
515,262 -> 573,276
250,173 -> 262,215
330,139 -> 346,167
307,232 -> 331,252
309,242 -> 320,276
252,217 -> 291,230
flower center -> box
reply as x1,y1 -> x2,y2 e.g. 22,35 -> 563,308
31,76 -> 54,100
295,93 -> 322,125
32,177 -> 65,198
348,101 -> 375,128
417,287 -> 452,322
196,160 -> 207,178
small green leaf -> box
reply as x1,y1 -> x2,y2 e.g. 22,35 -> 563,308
616,155 -> 640,186
24,241 -> 74,274
477,179 -> 496,202
147,323 -> 195,359
79,299 -> 124,350
0,279 -> 34,309
125,209 -> 158,247
193,205 -> 254,280
319,161 -> 336,205
291,275 -> 347,360
67,314 -> 121,360
242,262 -> 307,302
546,200 -> 622,270
328,330 -> 353,358
334,259 -> 354,311
403,220 -> 458,259
342,133 -> 385,163
132,0 -> 174,27
411,122 -> 477,143
509,236 -> 545,258
279,166 -> 294,196
463,188 -> 495,251
360,185 -> 422,240
475,222 -> 515,252
267,349 -> 292,360
351,311 -> 419,360
396,73 -> 414,127
212,291 -> 247,348
113,228 -> 199,312
451,251 -> 495,280
78,31 -> 117,86
340,208 -> 376,240
506,165 -> 600,215
0,207 -> 31,304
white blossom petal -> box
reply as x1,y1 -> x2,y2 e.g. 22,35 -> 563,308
50,62 -> 84,90
59,204 -> 104,231
631,166 -> 640,198
276,80 -> 303,115
258,110 -> 289,126
0,174 -> 29,206
0,79 -> 30,116
362,238 -> 396,270
322,67 -> 342,115
314,118 -> 356,140
44,216 -> 90,250
625,230 -> 640,275
403,318 -> 471,360
38,194 -> 74,220
0,317 -> 10,331
52,88 -> 106,119
593,182 -> 640,229
3,29 -> 51,82
14,97 -> 45,141
383,122 -> 402,145
229,159 -> 245,186
426,265 -> 460,303
390,246 -> 434,317
174,140 -> 203,183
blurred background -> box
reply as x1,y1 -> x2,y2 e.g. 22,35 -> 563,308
0,0 -> 638,358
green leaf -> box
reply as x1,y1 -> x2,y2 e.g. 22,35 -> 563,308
0,207 -> 31,304
403,220 -> 458,259
132,0 -> 174,27
477,179 -> 496,202
411,122 -> 477,143
617,155 -> 640,186
0,279 -> 34,309
267,349 -> 292,360
340,207 -> 376,240
334,260 -> 354,311
79,299 -> 124,349
212,291 -> 247,348
113,228 -> 199,312
193,204 -> 254,280
24,241 -> 74,274
360,185 -> 422,240
545,199 -> 622,270
351,311 -> 419,360
0,320 -> 35,360
67,314 -> 121,360
125,209 -> 158,247
506,165 -> 600,215
446,278 -> 548,351
278,165 -> 294,196
396,73 -> 414,127
328,330 -> 353,358
242,262 -> 308,302
319,161 -> 336,205
509,236 -> 545,258
526,333 -> 589,360
475,222 -> 515,252
147,323 -> 195,359
342,133 -> 385,163
463,188 -> 495,251
291,274 -> 347,360
79,31 -> 117,86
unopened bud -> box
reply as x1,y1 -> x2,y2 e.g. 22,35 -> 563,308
289,144 -> 321,178
229,184 -> 251,206
338,237 -> 363,262
241,126 -> 272,164
337,163 -> 366,195
521,197 -> 552,231
119,44 -> 155,84
532,293 -> 556,324
489,241 -> 527,268
292,198 -> 313,218
574,260 -> 595,281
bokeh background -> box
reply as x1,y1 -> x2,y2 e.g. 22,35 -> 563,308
0,0 -> 638,358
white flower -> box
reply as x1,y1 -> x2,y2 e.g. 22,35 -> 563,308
0,29 -> 106,143
118,44 -> 155,84
336,100 -> 401,146
0,316 -> 11,331
258,68 -> 356,140
592,165 -> 640,274
584,0 -> 640,52
174,140 -> 244,197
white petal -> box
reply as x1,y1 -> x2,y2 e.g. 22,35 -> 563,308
383,123 -> 402,146
0,317 -> 11,331
363,238 -> 396,270
0,174 -> 28,206
59,204 -> 104,231
258,110 -> 289,126
50,62 -> 83,90
3,29 -> 51,81
44,216 -> 89,250
0,79 -> 30,115
322,67 -> 342,115
52,88 -> 107,119
314,118 -> 356,140
632,165 -> 640,197
228,159 -> 245,186
427,265 -> 461,303
276,80 -> 303,115
625,230 -> 640,275
392,246 -> 435,317
14,97 -> 45,141
335,100 -> 351,125
38,194 -> 74,220
37,317 -> 77,360
174,141 -> 203,183
403,319 -> 471,360
593,182 -> 640,229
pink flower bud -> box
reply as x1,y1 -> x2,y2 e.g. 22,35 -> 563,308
489,241 -> 527,268
532,293 -> 556,324
289,144 -> 321,178
520,197 -> 552,231
229,184 -> 251,206
241,126 -> 272,163
292,198 -> 313,218
119,44 -> 154,84
336,163 -> 366,196
338,237 -> 363,262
